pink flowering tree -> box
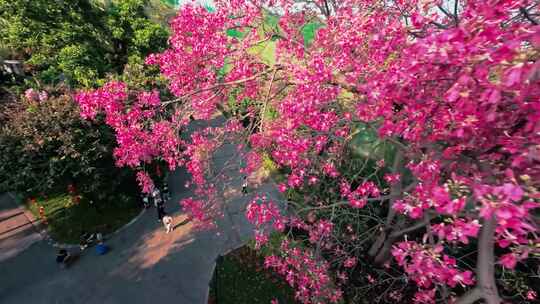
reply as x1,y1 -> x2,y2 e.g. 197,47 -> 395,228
76,0 -> 540,303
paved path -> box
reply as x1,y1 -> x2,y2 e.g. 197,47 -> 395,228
0,193 -> 43,262
0,121 -> 283,304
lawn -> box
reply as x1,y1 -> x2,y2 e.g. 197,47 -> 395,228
209,246 -> 297,304
26,192 -> 141,244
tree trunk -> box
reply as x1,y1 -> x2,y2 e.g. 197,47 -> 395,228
456,215 -> 501,304
477,215 -> 501,304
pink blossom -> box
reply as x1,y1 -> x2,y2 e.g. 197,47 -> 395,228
38,91 -> 48,102
24,88 -> 38,101
384,173 -> 400,185
136,171 -> 154,194
500,253 -> 517,269
343,257 -> 357,268
73,1 -> 540,302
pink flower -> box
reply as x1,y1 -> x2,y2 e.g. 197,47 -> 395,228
254,230 -> 269,249
24,88 -> 38,101
72,2 -> 540,303
136,171 -> 154,194
38,91 -> 48,102
384,173 -> 400,185
413,288 -> 436,304
500,253 -> 517,269
343,257 -> 357,268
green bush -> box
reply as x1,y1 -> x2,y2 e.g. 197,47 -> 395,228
0,91 -> 134,198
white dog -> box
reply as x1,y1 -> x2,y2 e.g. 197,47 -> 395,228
162,215 -> 173,233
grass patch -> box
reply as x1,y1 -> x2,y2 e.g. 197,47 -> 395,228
26,192 -> 140,244
209,246 -> 297,304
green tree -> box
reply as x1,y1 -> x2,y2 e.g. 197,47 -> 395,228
0,0 -> 169,87
0,92 -> 133,200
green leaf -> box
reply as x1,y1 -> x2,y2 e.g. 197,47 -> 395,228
256,10 -> 281,39
161,0 -> 180,6
247,39 -> 276,66
301,22 -> 323,46
204,4 -> 216,13
226,28 -> 245,39
264,13 -> 279,30
217,58 -> 233,77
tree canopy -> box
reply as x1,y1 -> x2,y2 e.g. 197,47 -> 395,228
0,0 -> 169,87
73,0 -> 540,303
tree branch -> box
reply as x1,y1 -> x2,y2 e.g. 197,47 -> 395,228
456,215 -> 501,304
437,4 -> 454,20
368,150 -> 404,259
162,68 -> 278,106
477,215 -> 501,304
454,0 -> 460,24
455,288 -> 482,304
520,6 -> 539,25
389,221 -> 427,238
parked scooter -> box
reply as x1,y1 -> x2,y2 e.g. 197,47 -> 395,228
79,232 -> 102,250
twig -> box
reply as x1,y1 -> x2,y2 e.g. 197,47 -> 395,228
162,68 -> 278,106
520,6 -> 539,25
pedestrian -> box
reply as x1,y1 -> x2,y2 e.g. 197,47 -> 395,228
242,176 -> 248,195
142,194 -> 150,209
151,188 -> 161,206
162,183 -> 170,202
152,188 -> 165,222
157,203 -> 166,222
162,215 -> 173,233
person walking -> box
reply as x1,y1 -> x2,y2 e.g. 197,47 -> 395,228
152,188 -> 165,222
162,183 -> 170,202
242,176 -> 248,195
141,194 -> 150,209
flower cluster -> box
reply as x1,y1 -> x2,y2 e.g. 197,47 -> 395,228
75,0 -> 540,301
346,181 -> 380,208
24,88 -> 48,102
264,240 -> 343,304
432,218 -> 481,245
180,197 -> 215,228
245,195 -> 284,248
392,241 -> 475,303
136,171 -> 155,194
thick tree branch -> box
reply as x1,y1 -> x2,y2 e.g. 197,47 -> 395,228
368,150 -> 404,259
456,216 -> 501,304
389,221 -> 427,238
454,0 -> 460,24
455,288 -> 482,304
477,215 -> 501,304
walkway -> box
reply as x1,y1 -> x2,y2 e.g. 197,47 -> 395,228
0,193 -> 43,262
0,123 -> 284,303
